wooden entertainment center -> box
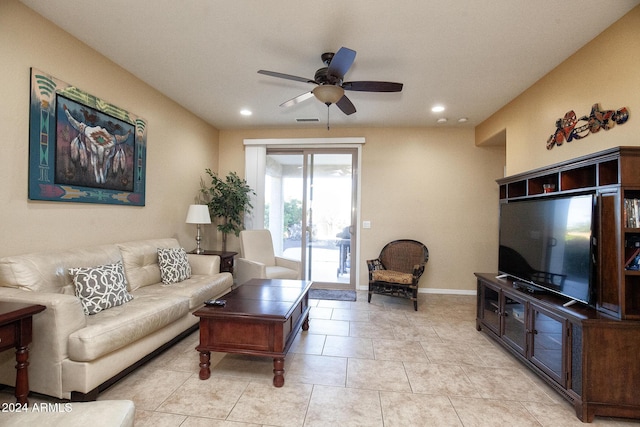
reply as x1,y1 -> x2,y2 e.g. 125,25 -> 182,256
476,146 -> 640,423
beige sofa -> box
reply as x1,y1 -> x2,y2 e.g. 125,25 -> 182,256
0,238 -> 233,400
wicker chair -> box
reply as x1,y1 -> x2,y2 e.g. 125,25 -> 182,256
367,239 -> 429,310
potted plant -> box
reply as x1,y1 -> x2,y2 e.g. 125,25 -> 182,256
199,169 -> 255,251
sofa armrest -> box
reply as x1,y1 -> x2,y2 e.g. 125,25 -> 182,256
187,254 -> 220,275
412,262 -> 426,280
234,258 -> 267,285
0,287 -> 87,338
366,258 -> 384,280
0,287 -> 86,398
275,257 -> 301,279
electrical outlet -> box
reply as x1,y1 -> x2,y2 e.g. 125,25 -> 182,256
362,221 -> 371,229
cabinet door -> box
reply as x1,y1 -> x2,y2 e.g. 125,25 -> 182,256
502,291 -> 527,356
598,191 -> 621,317
479,281 -> 501,335
530,303 -> 567,386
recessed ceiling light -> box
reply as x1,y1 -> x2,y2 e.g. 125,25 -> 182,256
431,105 -> 445,113
458,117 -> 468,123
240,109 -> 252,116
437,117 -> 448,123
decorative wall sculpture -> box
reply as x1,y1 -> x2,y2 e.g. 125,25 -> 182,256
29,68 -> 147,205
546,103 -> 629,150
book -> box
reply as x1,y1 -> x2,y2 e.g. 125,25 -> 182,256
625,248 -> 640,268
624,198 -> 640,228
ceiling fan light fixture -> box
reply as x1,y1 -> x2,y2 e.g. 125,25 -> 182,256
313,84 -> 344,104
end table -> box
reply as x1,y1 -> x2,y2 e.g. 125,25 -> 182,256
189,250 -> 237,274
0,302 -> 46,404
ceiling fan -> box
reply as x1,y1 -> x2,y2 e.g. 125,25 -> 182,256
258,47 -> 403,116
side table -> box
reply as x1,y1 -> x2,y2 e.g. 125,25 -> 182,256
189,250 -> 237,274
0,301 -> 46,404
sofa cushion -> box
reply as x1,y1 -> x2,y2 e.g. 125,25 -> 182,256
266,266 -> 300,280
133,273 -> 233,310
69,261 -> 133,315
0,244 -> 121,293
372,269 -> 414,285
240,229 -> 277,266
67,293 -> 189,362
118,238 -> 180,291
157,247 -> 191,285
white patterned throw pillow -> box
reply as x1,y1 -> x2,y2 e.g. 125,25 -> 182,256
69,261 -> 133,315
157,247 -> 191,285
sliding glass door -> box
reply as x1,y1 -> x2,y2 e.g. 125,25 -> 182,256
265,149 -> 356,287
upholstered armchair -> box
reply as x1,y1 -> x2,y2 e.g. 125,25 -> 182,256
235,229 -> 302,285
367,239 -> 429,310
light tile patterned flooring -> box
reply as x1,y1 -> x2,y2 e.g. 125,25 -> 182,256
2,292 -> 638,426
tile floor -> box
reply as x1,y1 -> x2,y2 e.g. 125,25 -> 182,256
2,292 -> 638,426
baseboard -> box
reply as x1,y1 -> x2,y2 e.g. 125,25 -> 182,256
418,288 -> 477,296
356,285 -> 476,296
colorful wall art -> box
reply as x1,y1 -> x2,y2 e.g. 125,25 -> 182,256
29,68 -> 147,205
546,103 -> 629,150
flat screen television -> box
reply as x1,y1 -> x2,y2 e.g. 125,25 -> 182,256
498,193 -> 595,305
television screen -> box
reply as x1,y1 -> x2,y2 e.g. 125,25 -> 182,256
498,194 -> 594,304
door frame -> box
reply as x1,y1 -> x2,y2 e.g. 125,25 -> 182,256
268,148 -> 357,287
244,137 -> 364,289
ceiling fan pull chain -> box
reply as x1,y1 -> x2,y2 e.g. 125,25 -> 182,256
327,104 -> 331,130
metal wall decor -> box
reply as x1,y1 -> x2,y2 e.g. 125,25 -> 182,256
28,68 -> 147,205
546,103 -> 629,150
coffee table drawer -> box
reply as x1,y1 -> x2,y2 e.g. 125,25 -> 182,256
203,319 -> 284,353
286,298 -> 307,338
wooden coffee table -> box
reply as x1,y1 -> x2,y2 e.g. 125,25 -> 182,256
194,279 -> 311,387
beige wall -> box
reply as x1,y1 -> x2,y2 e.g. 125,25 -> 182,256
219,128 -> 505,291
10,0 -> 631,292
476,5 -> 640,175
3,0 -> 505,292
0,1 -> 220,257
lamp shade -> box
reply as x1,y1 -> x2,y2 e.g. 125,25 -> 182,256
185,204 -> 211,224
313,84 -> 344,104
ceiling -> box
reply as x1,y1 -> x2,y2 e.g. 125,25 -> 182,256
20,0 -> 639,130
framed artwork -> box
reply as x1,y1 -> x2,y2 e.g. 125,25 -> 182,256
28,68 -> 147,205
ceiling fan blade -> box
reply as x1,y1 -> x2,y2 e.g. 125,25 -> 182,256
280,91 -> 314,108
336,95 -> 356,115
343,81 -> 403,92
258,70 -> 316,84
327,47 -> 356,79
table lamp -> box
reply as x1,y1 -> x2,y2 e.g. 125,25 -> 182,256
186,204 -> 211,254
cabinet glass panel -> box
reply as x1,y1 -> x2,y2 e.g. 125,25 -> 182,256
503,296 -> 526,355
531,307 -> 565,385
481,285 -> 500,334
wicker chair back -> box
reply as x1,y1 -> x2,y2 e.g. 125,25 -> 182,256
379,240 -> 429,272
